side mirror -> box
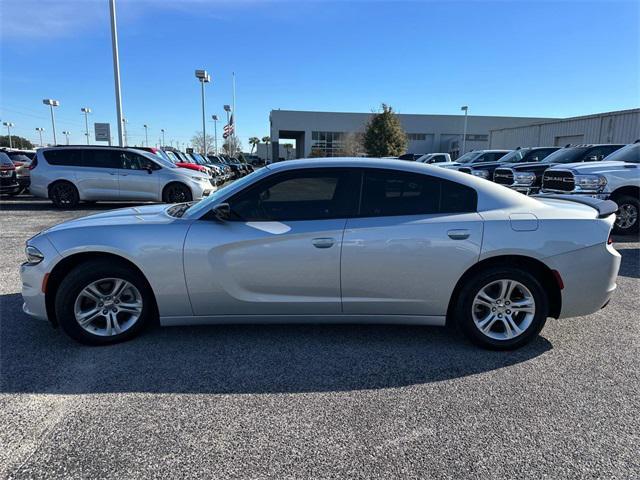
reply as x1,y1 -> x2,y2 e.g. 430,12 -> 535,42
585,155 -> 598,162
212,203 -> 231,222
146,166 -> 153,174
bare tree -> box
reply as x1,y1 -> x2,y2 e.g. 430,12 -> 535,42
191,131 -> 215,155
223,134 -> 243,155
339,132 -> 364,157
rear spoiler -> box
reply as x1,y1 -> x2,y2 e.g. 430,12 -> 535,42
532,194 -> 618,219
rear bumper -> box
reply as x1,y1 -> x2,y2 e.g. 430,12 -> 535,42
544,242 -> 621,319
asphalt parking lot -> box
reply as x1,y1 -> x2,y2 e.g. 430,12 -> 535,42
1,195 -> 638,479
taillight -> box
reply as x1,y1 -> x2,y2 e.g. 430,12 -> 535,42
29,158 -> 38,170
607,235 -> 613,245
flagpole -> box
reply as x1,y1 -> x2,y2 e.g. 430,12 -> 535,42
232,72 -> 236,142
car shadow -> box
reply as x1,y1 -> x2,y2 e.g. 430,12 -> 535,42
0,293 -> 552,395
0,197 -> 157,212
617,248 -> 640,279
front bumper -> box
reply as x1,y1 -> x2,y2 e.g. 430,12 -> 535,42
512,185 -> 540,195
20,236 -> 62,323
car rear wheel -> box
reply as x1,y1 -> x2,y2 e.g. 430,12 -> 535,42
454,267 -> 548,350
612,195 -> 639,235
55,260 -> 154,345
50,181 -> 79,209
162,183 -> 193,204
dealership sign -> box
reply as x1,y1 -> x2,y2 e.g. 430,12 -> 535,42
94,123 -> 111,142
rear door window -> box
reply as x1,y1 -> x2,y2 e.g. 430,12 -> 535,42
83,149 -> 121,168
359,169 -> 477,217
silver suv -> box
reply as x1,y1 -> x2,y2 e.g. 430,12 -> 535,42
30,146 -> 213,208
541,142 -> 640,234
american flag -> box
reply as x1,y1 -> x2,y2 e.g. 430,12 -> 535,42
223,114 -> 234,138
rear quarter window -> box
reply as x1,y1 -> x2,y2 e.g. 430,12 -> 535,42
43,149 -> 83,166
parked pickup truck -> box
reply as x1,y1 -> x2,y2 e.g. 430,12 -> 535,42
493,144 -> 625,195
458,146 -> 559,179
436,149 -> 510,170
416,153 -> 451,164
540,142 -> 640,234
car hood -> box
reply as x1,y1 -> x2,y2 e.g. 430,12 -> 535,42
510,162 -> 557,171
436,161 -> 462,168
548,160 -> 630,174
44,204 -> 176,234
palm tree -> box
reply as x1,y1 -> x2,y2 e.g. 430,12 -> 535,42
261,136 -> 271,163
248,137 -> 260,154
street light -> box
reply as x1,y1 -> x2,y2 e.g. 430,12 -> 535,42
81,107 -> 91,145
195,69 -> 211,154
211,115 -> 219,154
460,105 -> 469,155
62,131 -> 71,145
161,128 -> 165,147
42,99 -> 60,144
109,0 -> 125,146
35,127 -> 45,147
122,117 -> 128,146
143,124 -> 149,146
3,122 -> 14,148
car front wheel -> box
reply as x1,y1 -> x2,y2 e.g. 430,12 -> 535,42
162,183 -> 193,204
454,267 -> 549,350
613,195 -> 639,234
55,260 -> 154,345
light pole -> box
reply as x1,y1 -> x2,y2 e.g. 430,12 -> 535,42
143,124 -> 149,146
211,115 -> 218,154
460,105 -> 469,156
35,127 -> 45,146
122,117 -> 128,146
62,131 -> 71,145
3,122 -> 14,148
195,69 -> 211,154
109,0 -> 125,147
161,129 -> 165,147
81,107 -> 91,145
42,99 -> 60,144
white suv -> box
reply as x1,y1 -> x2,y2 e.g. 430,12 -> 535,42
30,146 -> 214,208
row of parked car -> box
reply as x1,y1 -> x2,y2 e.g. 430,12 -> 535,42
0,145 -> 256,208
425,142 -> 639,234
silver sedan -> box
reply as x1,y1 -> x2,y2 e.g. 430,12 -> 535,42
20,158 -> 621,349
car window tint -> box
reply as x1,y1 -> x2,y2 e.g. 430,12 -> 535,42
43,149 -> 83,166
0,152 -> 13,166
360,169 -> 477,216
83,149 -> 121,168
229,169 -> 359,221
586,145 -> 623,161
526,148 -> 557,162
121,151 -> 156,170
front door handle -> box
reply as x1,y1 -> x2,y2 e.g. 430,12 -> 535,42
447,229 -> 470,240
312,237 -> 336,249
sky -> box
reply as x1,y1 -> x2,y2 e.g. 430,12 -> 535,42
1,0 -> 639,149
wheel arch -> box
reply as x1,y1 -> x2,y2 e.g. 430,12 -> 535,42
47,179 -> 78,199
610,185 -> 640,202
447,254 -> 562,323
45,251 -> 159,327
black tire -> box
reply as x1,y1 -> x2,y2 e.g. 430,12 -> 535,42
49,181 -> 80,209
162,182 -> 193,204
54,259 -> 155,345
612,195 -> 639,235
453,267 -> 549,350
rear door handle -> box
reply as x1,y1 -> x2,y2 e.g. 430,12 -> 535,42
312,237 -> 336,249
447,229 -> 470,240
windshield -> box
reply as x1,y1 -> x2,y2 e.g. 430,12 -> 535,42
496,149 -> 530,163
137,150 -> 177,169
541,147 -> 589,164
165,151 -> 179,163
456,151 -> 483,163
602,143 -> 640,164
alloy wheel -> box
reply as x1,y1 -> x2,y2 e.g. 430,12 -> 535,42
73,278 -> 143,337
616,203 -> 638,231
471,279 -> 536,341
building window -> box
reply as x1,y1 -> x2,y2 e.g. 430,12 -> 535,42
407,133 -> 427,141
465,134 -> 488,142
311,131 -> 345,157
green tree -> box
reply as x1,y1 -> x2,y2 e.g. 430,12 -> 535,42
283,143 -> 294,159
248,137 -> 260,154
362,104 -> 407,157
0,135 -> 34,149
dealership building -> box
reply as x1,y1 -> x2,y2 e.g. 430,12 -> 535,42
266,108 -> 639,160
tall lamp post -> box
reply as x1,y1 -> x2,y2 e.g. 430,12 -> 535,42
62,131 -> 71,145
143,124 -> 149,146
122,117 -> 128,146
109,0 -> 125,147
460,105 -> 469,156
195,69 -> 211,154
161,129 -> 165,147
42,99 -> 60,145
35,127 -> 45,147
211,115 -> 218,154
81,107 -> 91,145
3,122 -> 14,148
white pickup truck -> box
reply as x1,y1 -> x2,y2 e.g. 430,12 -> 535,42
541,142 -> 640,234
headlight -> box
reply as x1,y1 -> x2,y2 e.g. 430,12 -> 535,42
25,245 -> 44,265
513,172 -> 536,185
191,175 -> 208,182
574,174 -> 607,191
472,170 -> 489,179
